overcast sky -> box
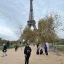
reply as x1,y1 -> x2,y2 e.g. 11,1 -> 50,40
0,0 -> 64,41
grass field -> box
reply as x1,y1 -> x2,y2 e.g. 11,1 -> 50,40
57,45 -> 64,51
0,46 -> 2,50
0,44 -> 23,50
0,45 -> 15,50
54,45 -> 64,52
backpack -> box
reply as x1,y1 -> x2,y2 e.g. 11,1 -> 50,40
27,50 -> 30,54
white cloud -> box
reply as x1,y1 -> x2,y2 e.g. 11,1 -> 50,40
0,26 -> 18,41
57,31 -> 64,38
0,26 -> 13,36
0,0 -> 64,40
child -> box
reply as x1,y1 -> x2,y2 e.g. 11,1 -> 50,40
40,49 -> 43,55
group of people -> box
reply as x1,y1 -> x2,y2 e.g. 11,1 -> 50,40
36,42 -> 49,55
2,43 -> 19,57
36,44 -> 43,55
24,42 -> 49,64
2,43 -> 31,64
1,42 -> 49,64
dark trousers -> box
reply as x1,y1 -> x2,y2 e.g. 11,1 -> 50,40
15,48 -> 18,51
45,50 -> 48,55
25,56 -> 29,64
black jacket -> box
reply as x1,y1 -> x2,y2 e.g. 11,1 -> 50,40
2,45 -> 7,52
24,46 -> 31,57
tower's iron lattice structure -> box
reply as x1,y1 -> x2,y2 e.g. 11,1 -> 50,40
27,0 -> 36,29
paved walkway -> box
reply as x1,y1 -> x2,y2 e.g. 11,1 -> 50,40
0,46 -> 64,64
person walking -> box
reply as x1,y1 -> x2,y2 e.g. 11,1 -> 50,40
36,45 -> 40,55
2,44 -> 7,57
37,43 -> 39,49
24,43 -> 32,64
15,44 -> 18,52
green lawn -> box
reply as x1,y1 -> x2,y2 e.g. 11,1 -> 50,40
0,44 -> 23,50
0,46 -> 2,50
57,46 -> 64,51
54,45 -> 64,52
0,45 -> 15,50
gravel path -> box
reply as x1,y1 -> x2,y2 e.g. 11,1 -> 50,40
0,46 -> 64,64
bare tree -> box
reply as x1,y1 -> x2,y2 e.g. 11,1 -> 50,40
38,14 -> 62,43
15,24 -> 23,43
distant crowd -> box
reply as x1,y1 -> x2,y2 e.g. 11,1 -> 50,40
36,42 -> 49,55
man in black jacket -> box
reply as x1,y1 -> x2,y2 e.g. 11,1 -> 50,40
24,44 -> 32,64
2,44 -> 7,57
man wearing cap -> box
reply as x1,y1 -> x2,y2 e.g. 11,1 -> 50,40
24,43 -> 32,64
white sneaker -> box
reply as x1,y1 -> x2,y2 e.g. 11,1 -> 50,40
2,56 -> 4,57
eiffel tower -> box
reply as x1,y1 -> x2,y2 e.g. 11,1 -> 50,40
27,0 -> 36,30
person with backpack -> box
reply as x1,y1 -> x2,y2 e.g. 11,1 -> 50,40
24,43 -> 32,64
